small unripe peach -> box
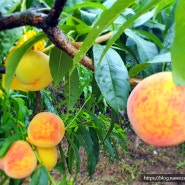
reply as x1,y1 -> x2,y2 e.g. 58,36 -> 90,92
15,50 -> 53,91
36,146 -> 58,171
27,112 -> 65,148
0,140 -> 37,179
127,72 -> 185,146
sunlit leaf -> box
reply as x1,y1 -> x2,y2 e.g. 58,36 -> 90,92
66,2 -> 106,12
171,0 -> 185,85
100,0 -> 161,62
72,0 -> 135,70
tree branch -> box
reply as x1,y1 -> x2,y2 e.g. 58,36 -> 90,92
47,0 -> 68,26
0,8 -> 47,31
42,26 -> 94,70
0,0 -> 94,71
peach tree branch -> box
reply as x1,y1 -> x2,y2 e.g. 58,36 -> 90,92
0,0 -> 94,72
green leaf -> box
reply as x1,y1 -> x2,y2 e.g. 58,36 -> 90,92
171,0 -> 185,85
5,32 -> 46,89
0,0 -> 21,14
30,166 -> 49,185
64,68 -> 80,111
89,113 -> 115,158
125,29 -> 158,61
0,28 -> 22,57
128,52 -> 171,77
0,135 -> 19,158
49,47 -> 73,86
134,29 -> 163,49
103,109 -> 118,143
66,2 -> 106,12
93,44 -> 130,114
77,127 -> 99,176
72,0 -> 135,69
66,133 -> 80,175
134,8 -> 156,27
129,63 -> 150,77
100,0 -> 161,62
9,178 -> 21,185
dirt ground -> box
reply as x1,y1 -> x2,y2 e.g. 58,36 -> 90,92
68,125 -> 185,185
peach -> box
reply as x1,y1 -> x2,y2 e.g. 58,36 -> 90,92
0,140 -> 37,179
2,47 -> 28,91
127,71 -> 185,146
15,50 -> 53,91
27,112 -> 65,148
36,146 -> 58,171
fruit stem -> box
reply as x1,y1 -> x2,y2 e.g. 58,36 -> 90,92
42,44 -> 55,53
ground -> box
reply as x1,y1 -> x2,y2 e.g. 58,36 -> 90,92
67,124 -> 185,185
49,84 -> 185,185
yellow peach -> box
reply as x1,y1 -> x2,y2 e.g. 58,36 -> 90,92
27,112 -> 65,148
0,140 -> 37,179
15,50 -> 53,91
36,146 -> 58,171
2,47 -> 28,91
127,71 -> 185,146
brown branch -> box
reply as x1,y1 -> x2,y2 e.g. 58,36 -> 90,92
47,0 -> 68,26
0,1 -> 94,71
42,26 -> 94,70
0,8 -> 47,31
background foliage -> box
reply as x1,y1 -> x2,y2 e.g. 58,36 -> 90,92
0,0 -> 183,184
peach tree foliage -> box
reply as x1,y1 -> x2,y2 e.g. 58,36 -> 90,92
0,0 -> 184,184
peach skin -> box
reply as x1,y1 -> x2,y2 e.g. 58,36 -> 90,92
27,112 -> 65,148
127,71 -> 185,146
15,50 -> 53,91
36,146 -> 58,171
0,140 -> 37,179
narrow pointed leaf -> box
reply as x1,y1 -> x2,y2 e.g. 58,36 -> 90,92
66,134 -> 80,175
128,52 -> 171,77
72,0 -> 135,68
49,47 -> 73,86
66,2 -> 106,12
171,0 -> 185,85
100,0 -> 161,62
64,69 -> 80,111
77,127 -> 99,176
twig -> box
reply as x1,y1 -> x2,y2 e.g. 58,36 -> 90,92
47,0 -> 67,26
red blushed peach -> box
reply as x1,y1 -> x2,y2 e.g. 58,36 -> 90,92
127,71 -> 185,146
0,140 -> 37,179
27,112 -> 65,148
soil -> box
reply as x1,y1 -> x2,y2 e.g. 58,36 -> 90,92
51,123 -> 185,185
48,84 -> 185,185
5,84 -> 185,185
